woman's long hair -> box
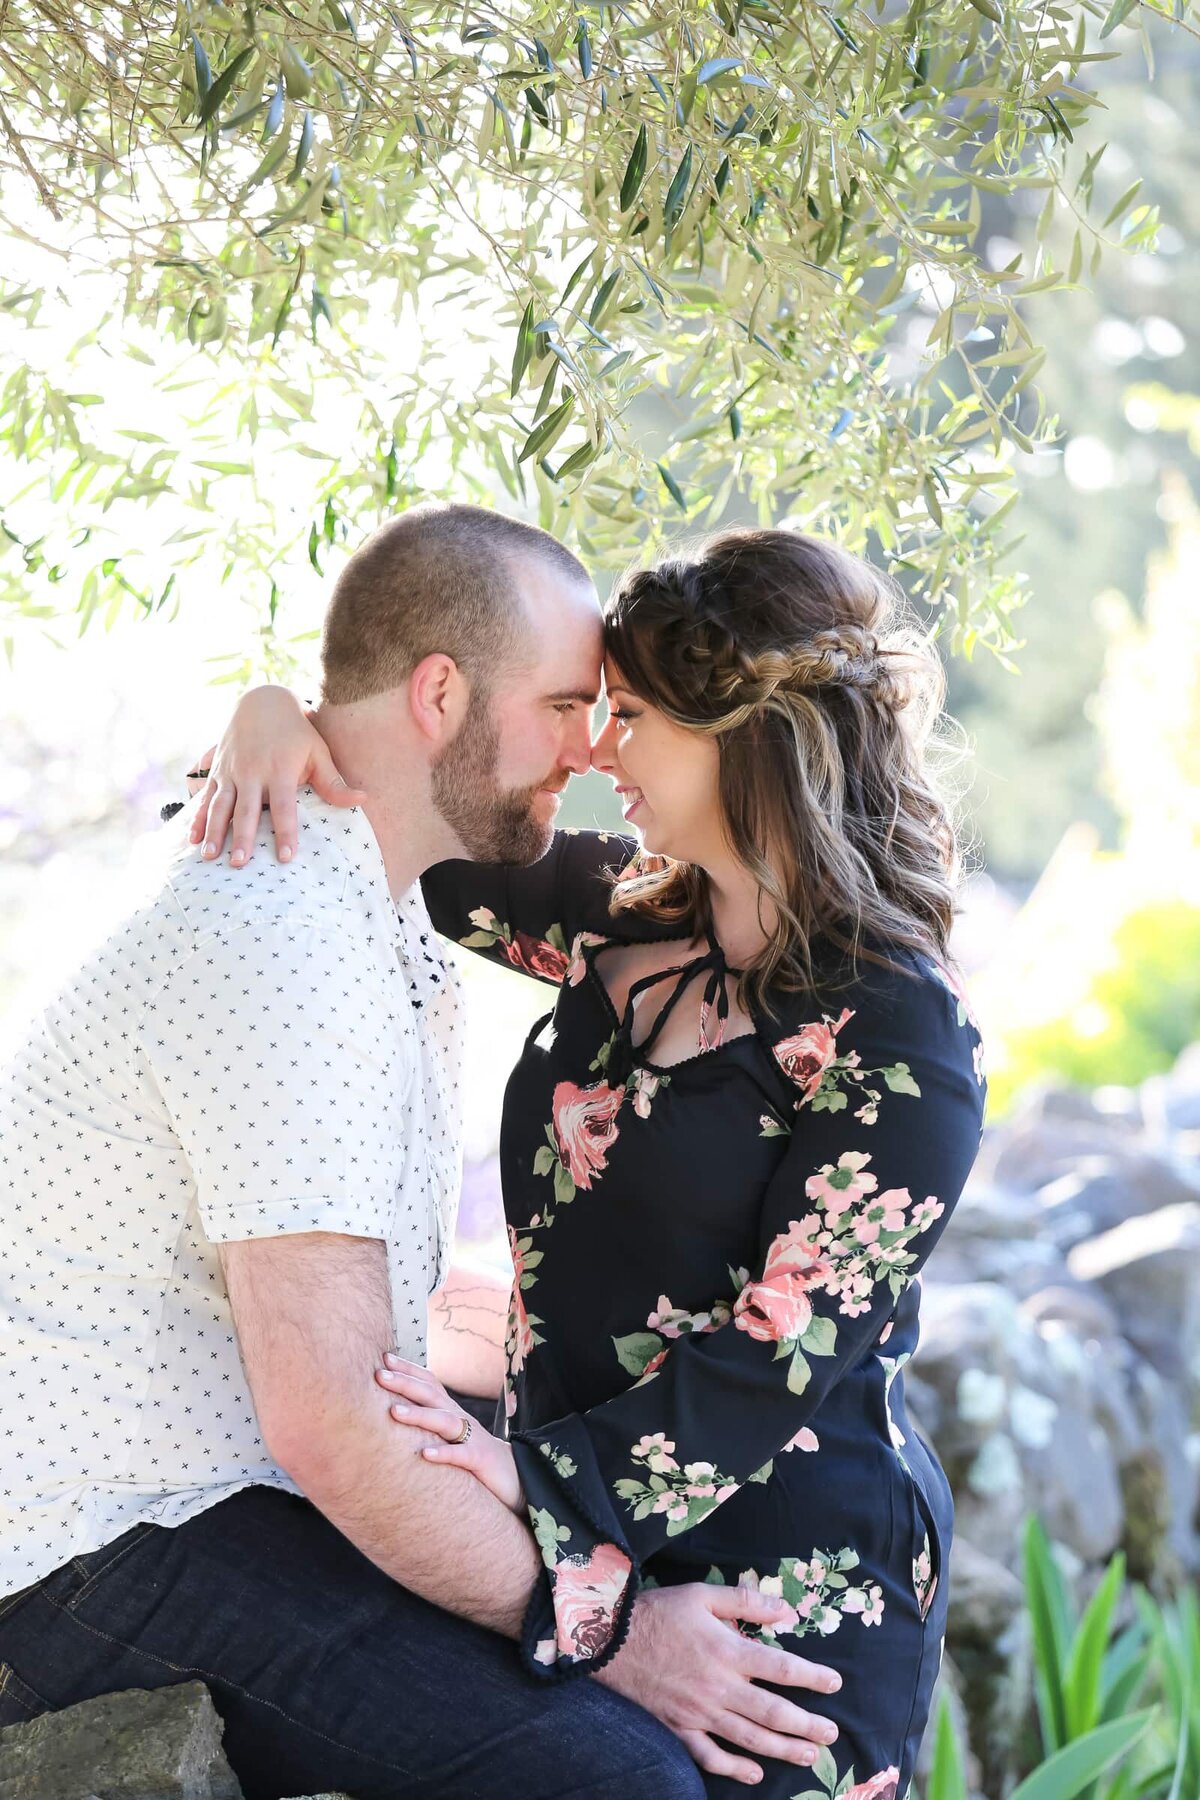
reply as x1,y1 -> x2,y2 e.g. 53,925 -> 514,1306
603,528 -> 961,1007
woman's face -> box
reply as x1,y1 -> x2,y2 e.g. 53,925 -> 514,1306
590,658 -> 724,865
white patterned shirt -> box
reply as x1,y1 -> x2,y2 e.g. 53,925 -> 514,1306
0,792 -> 463,1594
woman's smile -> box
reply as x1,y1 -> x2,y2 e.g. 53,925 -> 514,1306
615,784 -> 645,822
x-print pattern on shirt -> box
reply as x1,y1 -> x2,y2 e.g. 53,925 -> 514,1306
0,794 -> 463,1596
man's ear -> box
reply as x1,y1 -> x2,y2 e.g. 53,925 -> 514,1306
409,652 -> 468,746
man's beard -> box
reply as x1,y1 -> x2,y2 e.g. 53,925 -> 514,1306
431,691 -> 558,865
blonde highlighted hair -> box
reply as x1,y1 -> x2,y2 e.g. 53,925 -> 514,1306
603,528 -> 961,1006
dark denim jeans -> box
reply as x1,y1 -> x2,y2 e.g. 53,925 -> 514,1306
0,1484 -> 703,1800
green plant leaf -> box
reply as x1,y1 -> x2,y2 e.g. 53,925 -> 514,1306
1007,1710 -> 1158,1800
619,123 -> 648,212
1024,1514 -> 1073,1752
191,34 -> 213,102
1099,0 -> 1141,36
197,46 -> 255,125
697,57 -> 743,85
926,1694 -> 968,1800
518,394 -> 575,463
291,108 -> 315,180
1063,1551 -> 1125,1737
510,300 -> 536,397
656,460 -> 687,510
664,143 -> 693,230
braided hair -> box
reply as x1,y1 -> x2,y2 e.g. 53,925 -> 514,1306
603,529 -> 960,1005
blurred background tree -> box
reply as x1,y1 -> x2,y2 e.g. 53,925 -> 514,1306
946,47 -> 1200,883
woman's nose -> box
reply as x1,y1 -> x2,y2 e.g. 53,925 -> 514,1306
590,715 -> 616,775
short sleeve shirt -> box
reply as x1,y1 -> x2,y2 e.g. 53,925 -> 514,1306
0,793 -> 463,1594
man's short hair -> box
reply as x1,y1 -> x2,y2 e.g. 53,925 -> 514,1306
320,502 -> 591,704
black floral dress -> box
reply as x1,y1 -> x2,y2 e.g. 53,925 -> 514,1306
422,830 -> 986,1800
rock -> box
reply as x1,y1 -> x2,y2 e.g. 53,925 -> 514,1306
930,1235 -> 1067,1299
1017,1399 -> 1124,1563
977,1083 -> 1142,1194
1037,1083 -> 1144,1132
913,1282 -> 1128,1566
1147,1042 -> 1200,1138
0,1682 -> 241,1800
1022,1283 -> 1123,1345
1121,1363 -> 1200,1580
911,1285 -> 1043,1555
1036,1151 -> 1200,1253
931,1183 -> 1070,1295
946,1535 -> 1025,1645
948,1183 -> 1044,1241
1069,1201 -> 1200,1390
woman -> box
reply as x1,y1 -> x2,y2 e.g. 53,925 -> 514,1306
185,528 -> 985,1800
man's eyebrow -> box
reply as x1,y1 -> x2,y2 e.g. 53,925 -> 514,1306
545,688 -> 602,704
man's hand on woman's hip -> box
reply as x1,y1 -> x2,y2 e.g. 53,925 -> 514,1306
595,1579 -> 842,1788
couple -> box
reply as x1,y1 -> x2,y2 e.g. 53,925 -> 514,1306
0,503 -> 985,1800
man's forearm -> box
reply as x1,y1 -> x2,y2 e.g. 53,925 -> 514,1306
283,1398 -> 541,1639
221,1231 -> 538,1640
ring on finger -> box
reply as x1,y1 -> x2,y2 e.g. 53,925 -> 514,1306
452,1415 -> 472,1445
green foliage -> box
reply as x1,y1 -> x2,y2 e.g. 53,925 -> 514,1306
0,1 -> 1189,655
1133,1585 -> 1200,1800
921,1515 -> 1194,1799
1023,1517 -> 1153,1762
942,53 -> 1200,885
991,901 -> 1200,1114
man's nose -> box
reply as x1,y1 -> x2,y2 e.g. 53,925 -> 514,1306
562,711 -> 594,776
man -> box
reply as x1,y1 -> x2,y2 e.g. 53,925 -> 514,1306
0,504 -> 840,1797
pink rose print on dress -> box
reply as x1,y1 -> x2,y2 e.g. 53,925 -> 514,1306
615,1439 -> 741,1534
844,1771 -> 900,1800
772,1008 -> 854,1102
550,1539 -> 633,1661
806,1149 -> 878,1223
731,1147 -> 947,1392
771,1011 -> 921,1119
533,1038 -> 669,1223
733,1222 -> 836,1346
552,1079 -> 624,1189
462,907 -> 571,982
629,1068 -> 661,1120
505,931 -> 570,983
565,930 -> 608,985
913,1535 -> 938,1620
506,1226 -> 543,1374
709,1548 -> 884,1646
853,1187 -> 911,1245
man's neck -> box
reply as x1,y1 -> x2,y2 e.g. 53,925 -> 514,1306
313,704 -> 460,901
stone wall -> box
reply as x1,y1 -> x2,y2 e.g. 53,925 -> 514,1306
913,1042 -> 1200,1797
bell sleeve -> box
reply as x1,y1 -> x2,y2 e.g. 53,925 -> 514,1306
420,829 -> 638,987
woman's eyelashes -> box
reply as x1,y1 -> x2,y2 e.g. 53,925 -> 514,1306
608,708 -> 638,724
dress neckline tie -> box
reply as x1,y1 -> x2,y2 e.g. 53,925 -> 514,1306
605,936 -> 737,1085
